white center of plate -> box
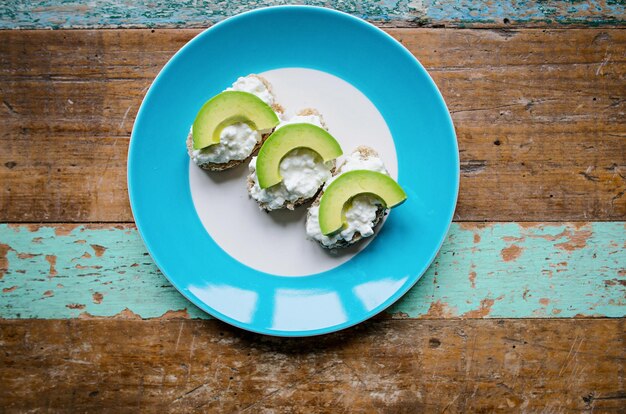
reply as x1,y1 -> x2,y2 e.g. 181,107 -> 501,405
189,68 -> 397,276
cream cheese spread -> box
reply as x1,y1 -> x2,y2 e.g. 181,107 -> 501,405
227,75 -> 274,106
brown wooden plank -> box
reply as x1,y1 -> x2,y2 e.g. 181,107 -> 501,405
0,318 -> 624,412
1,29 -> 624,222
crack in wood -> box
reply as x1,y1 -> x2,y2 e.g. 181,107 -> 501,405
460,160 -> 487,175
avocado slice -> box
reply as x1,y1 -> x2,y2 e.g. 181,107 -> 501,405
192,91 -> 279,150
319,170 -> 407,235
256,123 -> 343,189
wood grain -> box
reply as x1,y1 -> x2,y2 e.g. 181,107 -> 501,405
1,0 -> 624,29
1,318 -> 624,412
1,29 -> 625,222
1,223 -> 624,320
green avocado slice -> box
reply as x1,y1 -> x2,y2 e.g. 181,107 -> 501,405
256,123 -> 343,189
318,170 -> 407,235
192,91 -> 279,150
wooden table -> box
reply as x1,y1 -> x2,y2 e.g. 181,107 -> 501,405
1,2 -> 625,412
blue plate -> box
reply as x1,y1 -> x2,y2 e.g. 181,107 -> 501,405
128,6 -> 458,336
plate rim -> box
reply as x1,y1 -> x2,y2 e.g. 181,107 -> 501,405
128,5 -> 459,337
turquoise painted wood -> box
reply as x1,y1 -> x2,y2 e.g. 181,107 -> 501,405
1,223 -> 624,320
0,1 -> 624,29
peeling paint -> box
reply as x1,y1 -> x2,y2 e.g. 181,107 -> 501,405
160,309 -> 191,319
0,1 -> 623,29
92,292 -> 103,304
90,244 -> 106,257
79,308 -> 143,320
463,298 -> 496,318
0,243 -> 10,279
469,271 -> 477,289
423,300 -> 457,318
0,223 -> 624,320
54,225 -> 79,236
45,254 -> 57,277
501,245 -> 523,262
517,222 -> 540,229
555,228 -> 593,252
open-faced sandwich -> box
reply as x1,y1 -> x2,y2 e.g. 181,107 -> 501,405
306,146 -> 406,249
247,109 -> 343,211
188,75 -> 407,249
187,74 -> 283,171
